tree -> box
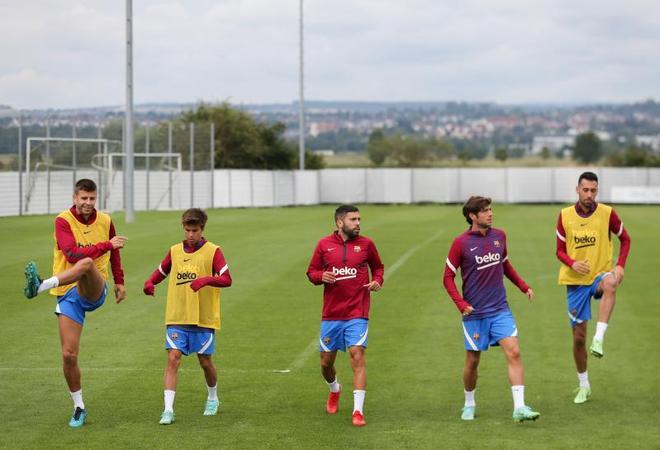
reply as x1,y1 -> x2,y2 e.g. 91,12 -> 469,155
494,147 -> 509,162
180,103 -> 324,169
540,147 -> 551,160
573,132 -> 602,164
367,129 -> 390,166
390,136 -> 429,167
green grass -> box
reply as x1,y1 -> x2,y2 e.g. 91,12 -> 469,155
1,205 -> 658,449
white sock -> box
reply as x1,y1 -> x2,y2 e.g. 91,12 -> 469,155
594,322 -> 608,342
577,371 -> 590,389
464,389 -> 476,407
70,389 -> 84,410
207,384 -> 218,401
37,276 -> 59,294
511,385 -> 525,410
353,390 -> 366,413
164,390 -> 176,412
327,378 -> 340,393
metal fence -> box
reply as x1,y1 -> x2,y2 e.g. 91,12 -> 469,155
1,166 -> 659,217
0,120 -> 214,216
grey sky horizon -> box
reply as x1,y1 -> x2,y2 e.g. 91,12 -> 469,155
1,0 -> 659,110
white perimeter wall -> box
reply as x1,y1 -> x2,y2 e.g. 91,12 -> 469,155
3,167 -> 660,216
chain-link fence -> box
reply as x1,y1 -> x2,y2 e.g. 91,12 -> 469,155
0,120 -> 215,216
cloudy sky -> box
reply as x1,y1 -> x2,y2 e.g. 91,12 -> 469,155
0,0 -> 659,109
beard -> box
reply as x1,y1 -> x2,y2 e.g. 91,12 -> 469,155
342,225 -> 360,239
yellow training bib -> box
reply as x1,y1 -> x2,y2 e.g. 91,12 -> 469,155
165,242 -> 221,329
558,204 -> 613,285
51,210 -> 111,296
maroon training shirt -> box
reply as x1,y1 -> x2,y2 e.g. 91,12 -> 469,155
306,231 -> 385,321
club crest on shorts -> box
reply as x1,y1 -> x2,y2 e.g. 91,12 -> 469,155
473,332 -> 480,341
171,332 -> 179,340
354,246 -> 361,253
323,336 -> 331,344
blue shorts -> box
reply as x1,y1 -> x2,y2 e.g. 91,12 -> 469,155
566,272 -> 610,327
165,326 -> 216,356
54,284 -> 107,326
462,311 -> 518,351
319,318 -> 368,352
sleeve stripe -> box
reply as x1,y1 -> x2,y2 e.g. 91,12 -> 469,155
503,256 -> 509,262
446,258 -> 457,274
556,229 -> 566,242
216,264 -> 229,277
158,265 -> 166,277
617,222 -> 624,237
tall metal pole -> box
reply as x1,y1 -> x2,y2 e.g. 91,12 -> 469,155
145,125 -> 150,210
168,122 -> 173,209
298,0 -> 305,170
18,116 -> 23,216
190,122 -> 195,208
124,0 -> 135,222
210,122 -> 215,208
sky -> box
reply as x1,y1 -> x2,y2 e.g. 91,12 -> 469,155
0,0 -> 659,109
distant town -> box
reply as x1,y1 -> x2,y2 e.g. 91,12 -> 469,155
1,100 -> 659,157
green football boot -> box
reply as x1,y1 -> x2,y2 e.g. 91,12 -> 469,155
589,339 -> 604,358
461,406 -> 475,421
203,399 -> 219,416
24,261 -> 42,299
159,410 -> 175,425
68,407 -> 87,428
573,386 -> 591,404
512,405 -> 540,422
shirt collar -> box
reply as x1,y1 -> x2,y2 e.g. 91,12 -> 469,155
574,201 -> 597,218
183,238 -> 206,252
467,227 -> 491,236
69,206 -> 97,225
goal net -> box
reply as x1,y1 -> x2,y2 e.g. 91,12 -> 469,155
93,152 -> 183,212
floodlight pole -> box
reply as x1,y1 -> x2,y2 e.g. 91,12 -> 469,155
124,0 -> 135,222
298,0 -> 305,170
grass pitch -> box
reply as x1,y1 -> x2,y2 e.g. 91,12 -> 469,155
1,204 -> 658,449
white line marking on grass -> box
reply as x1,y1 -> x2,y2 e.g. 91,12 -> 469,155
285,229 -> 444,373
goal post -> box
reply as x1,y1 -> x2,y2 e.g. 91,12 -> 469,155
100,152 -> 183,212
24,137 -> 121,213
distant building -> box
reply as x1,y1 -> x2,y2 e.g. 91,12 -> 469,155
531,136 -> 574,154
636,135 -> 660,152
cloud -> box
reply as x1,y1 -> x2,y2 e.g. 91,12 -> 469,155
0,0 -> 658,108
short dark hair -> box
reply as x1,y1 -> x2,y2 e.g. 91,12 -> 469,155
335,204 -> 359,222
578,171 -> 598,184
74,179 -> 97,193
462,196 -> 491,225
182,208 -> 208,229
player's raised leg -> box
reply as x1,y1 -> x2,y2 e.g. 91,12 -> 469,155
591,274 -> 618,358
24,256 -> 110,302
461,350 -> 479,420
